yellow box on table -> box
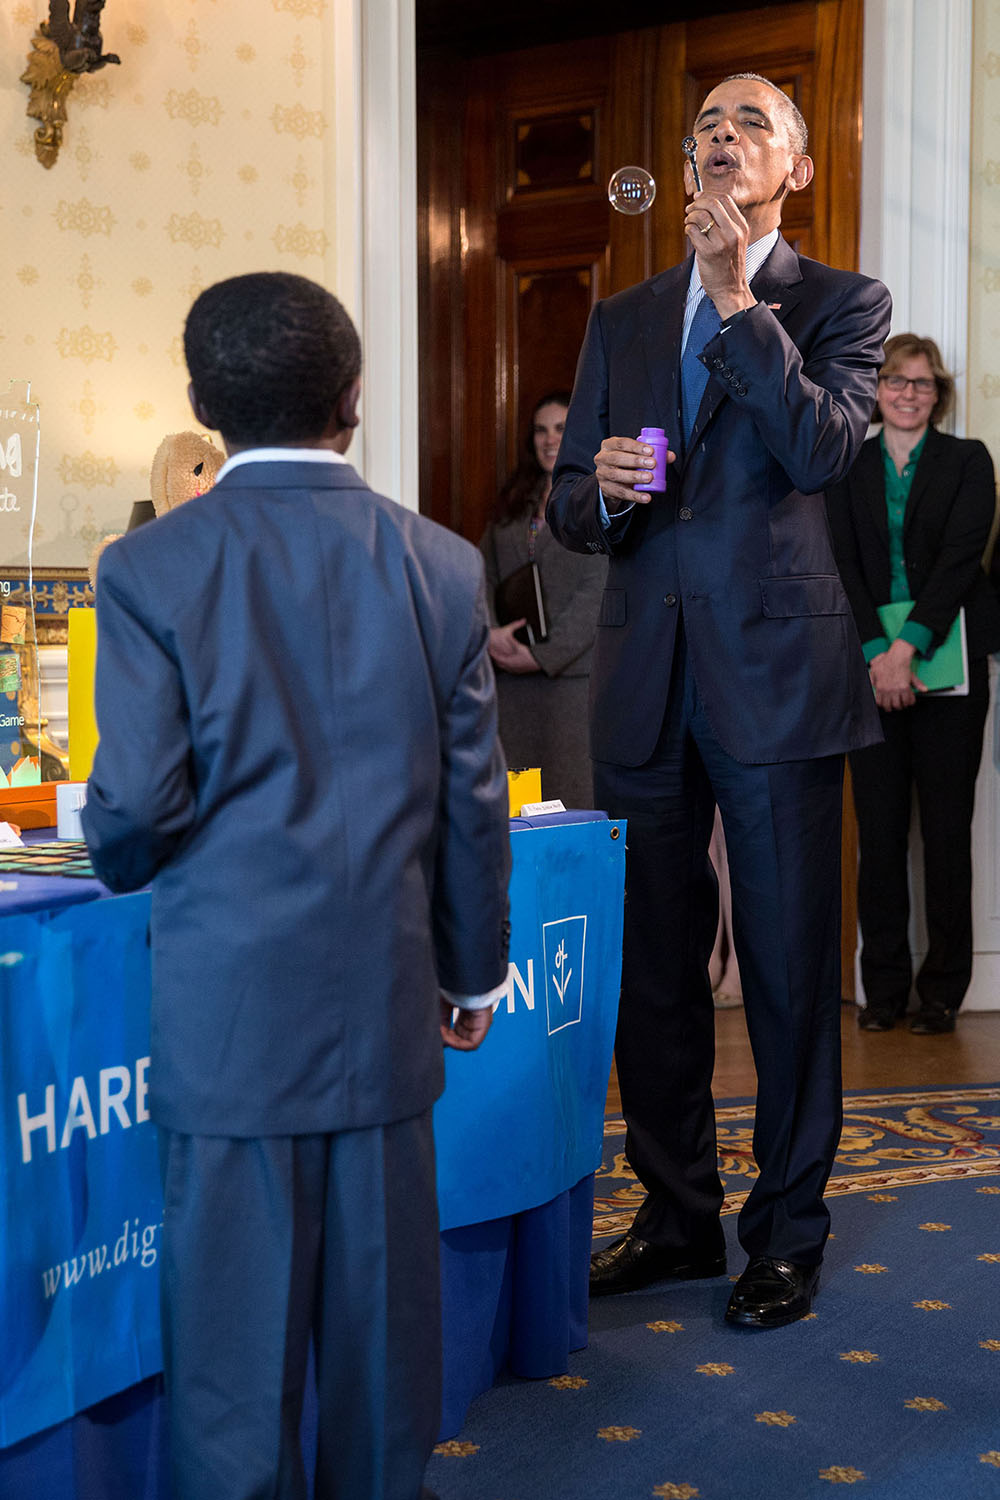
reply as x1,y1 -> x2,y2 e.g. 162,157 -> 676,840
506,768 -> 541,816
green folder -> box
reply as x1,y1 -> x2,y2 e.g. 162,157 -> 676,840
876,601 -> 968,693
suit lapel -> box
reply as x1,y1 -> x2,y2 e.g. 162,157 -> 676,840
647,261 -> 690,447
746,234 -> 803,325
685,235 -> 804,458
902,426 -> 943,540
685,347 -> 725,460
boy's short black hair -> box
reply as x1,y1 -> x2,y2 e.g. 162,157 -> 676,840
184,272 -> 361,446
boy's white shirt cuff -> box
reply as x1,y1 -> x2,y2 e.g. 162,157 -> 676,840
441,978 -> 508,1011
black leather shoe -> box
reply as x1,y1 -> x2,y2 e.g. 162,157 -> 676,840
858,1009 -> 895,1031
910,1009 -> 956,1034
725,1256 -> 820,1328
590,1233 -> 726,1296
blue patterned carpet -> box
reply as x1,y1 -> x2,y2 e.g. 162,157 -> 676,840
425,1086 -> 1000,1500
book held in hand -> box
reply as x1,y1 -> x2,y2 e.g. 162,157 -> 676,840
876,600 -> 968,696
495,561 -> 548,646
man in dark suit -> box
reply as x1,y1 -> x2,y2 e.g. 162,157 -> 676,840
547,73 -> 890,1327
82,272 -> 512,1499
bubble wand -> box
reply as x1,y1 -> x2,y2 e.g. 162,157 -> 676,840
681,136 -> 701,193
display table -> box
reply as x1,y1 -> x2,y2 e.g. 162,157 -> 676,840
0,816 -> 624,1492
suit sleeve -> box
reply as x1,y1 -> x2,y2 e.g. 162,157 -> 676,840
907,440 -> 998,646
547,301 -> 635,557
81,543 -> 196,892
432,566 -> 512,995
701,276 -> 892,494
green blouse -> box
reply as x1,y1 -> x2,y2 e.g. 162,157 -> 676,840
861,430 -> 934,663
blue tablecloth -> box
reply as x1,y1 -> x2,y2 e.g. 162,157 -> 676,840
0,850 -> 111,917
0,1179 -> 595,1499
0,816 -> 624,1492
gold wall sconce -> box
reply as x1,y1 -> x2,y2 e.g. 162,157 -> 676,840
20,1 -> 121,169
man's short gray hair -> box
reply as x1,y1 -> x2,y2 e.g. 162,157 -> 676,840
720,72 -> 809,154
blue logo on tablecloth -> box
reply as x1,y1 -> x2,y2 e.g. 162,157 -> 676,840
542,915 -> 586,1035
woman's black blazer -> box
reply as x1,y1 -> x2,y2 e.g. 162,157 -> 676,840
826,427 -> 1000,661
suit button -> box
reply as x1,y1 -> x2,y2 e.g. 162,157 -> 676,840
664,593 -> 677,606
679,507 -> 693,521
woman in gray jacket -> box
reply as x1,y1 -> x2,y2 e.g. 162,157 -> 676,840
480,392 -> 607,809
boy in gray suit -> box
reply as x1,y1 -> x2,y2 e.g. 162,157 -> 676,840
83,272 -> 511,1500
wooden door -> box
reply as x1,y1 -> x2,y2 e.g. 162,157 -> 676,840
419,0 -> 863,542
417,0 -> 864,992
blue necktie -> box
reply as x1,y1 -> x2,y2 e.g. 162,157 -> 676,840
680,293 -> 723,444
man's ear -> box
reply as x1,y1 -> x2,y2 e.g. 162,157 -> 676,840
682,159 -> 696,198
188,382 -> 216,432
787,155 -> 814,194
336,375 -> 362,432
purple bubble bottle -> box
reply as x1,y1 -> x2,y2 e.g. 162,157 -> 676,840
634,426 -> 668,492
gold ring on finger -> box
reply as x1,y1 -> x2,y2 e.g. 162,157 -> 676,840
699,221 -> 713,236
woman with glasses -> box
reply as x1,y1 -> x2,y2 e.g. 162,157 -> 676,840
827,333 -> 1000,1034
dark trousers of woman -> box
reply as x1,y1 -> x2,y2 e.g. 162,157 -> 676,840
849,656 -> 990,1022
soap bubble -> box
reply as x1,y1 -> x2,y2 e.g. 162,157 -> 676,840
608,166 -> 656,216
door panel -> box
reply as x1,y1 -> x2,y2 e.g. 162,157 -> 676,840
458,38 -> 625,537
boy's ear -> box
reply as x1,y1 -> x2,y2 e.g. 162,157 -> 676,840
187,382 -> 215,432
336,375 -> 362,431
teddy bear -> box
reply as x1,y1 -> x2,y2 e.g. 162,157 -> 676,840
149,430 -> 224,517
88,430 -> 223,590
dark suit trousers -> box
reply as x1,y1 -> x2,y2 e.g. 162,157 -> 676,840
849,655 -> 990,1017
593,627 -> 845,1266
159,1112 -> 441,1500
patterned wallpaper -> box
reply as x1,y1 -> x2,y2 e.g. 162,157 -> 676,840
971,1 -> 1000,475
0,0 -> 341,567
